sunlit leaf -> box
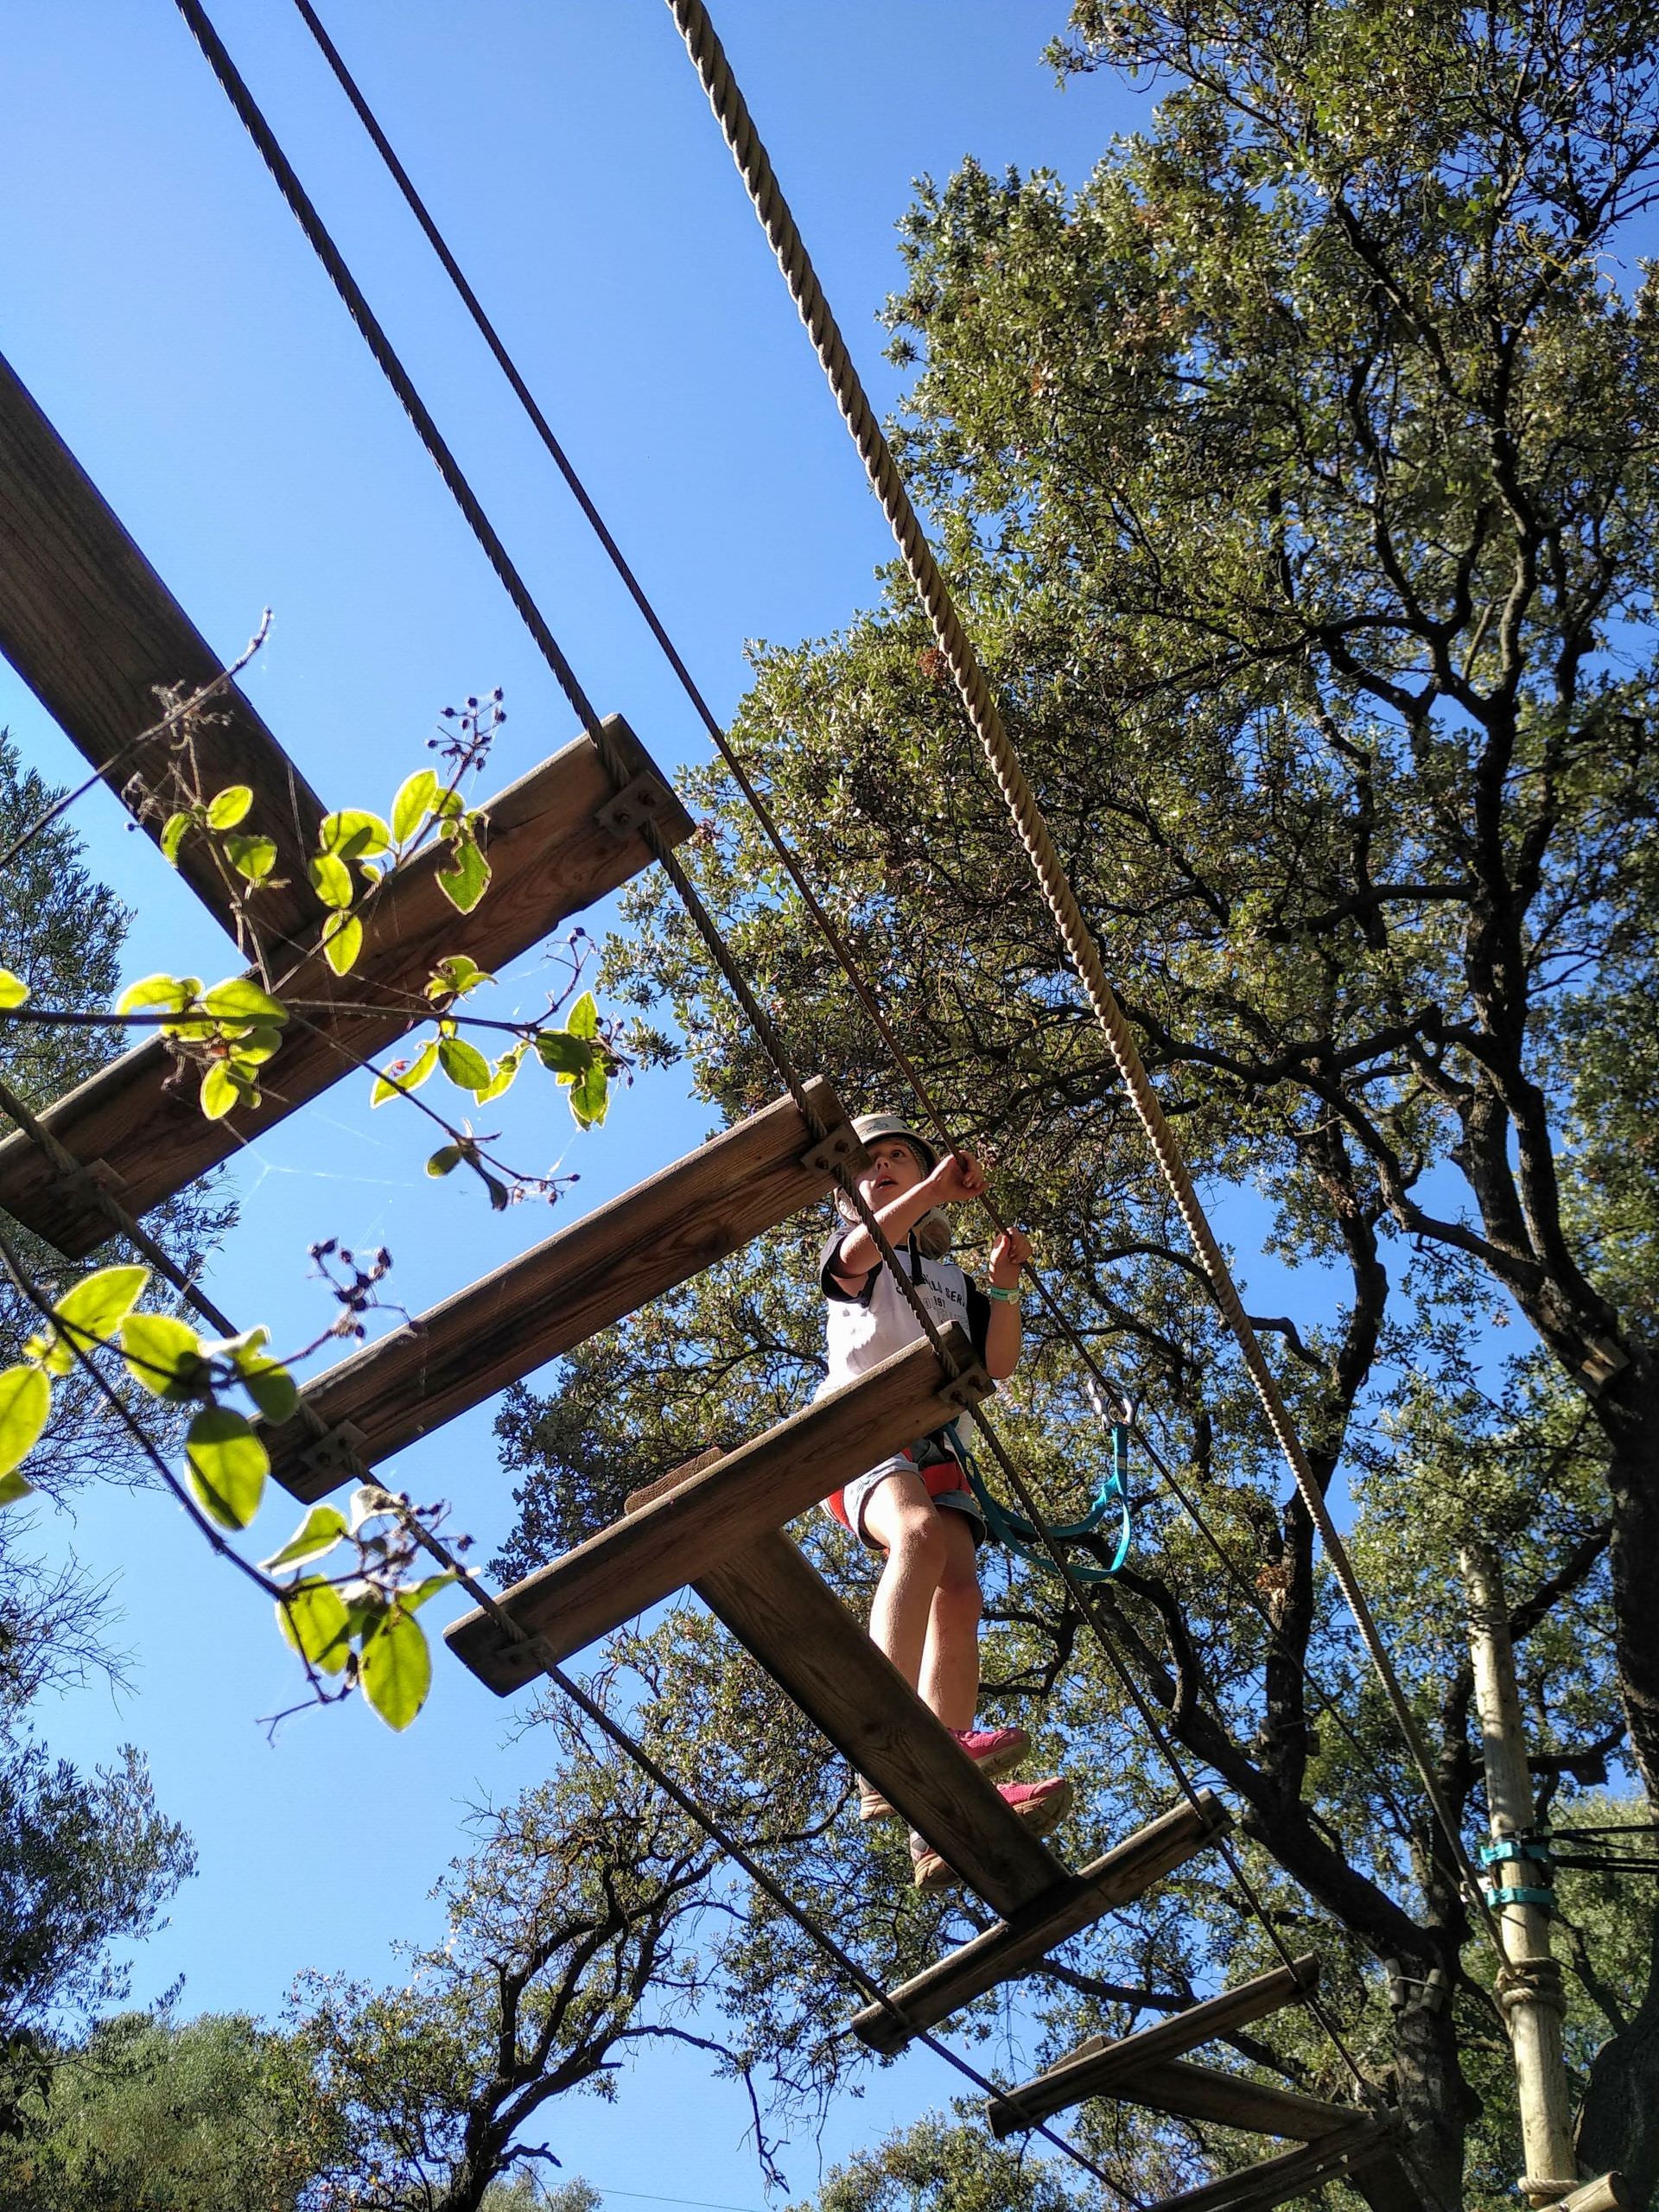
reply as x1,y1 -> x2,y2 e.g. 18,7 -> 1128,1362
424,955 -> 493,1002
566,989 -> 599,1040
359,1606 -> 431,1730
535,1028 -> 592,1077
261,1503 -> 349,1571
200,1062 -> 243,1121
399,1571 -> 455,1612
568,1055 -> 610,1130
116,974 -> 194,1017
322,913 -> 363,976
202,976 -> 289,1024
160,811 -> 193,865
391,769 -> 440,843
233,1025 -> 284,1067
436,835 -> 490,913
0,1467 -> 33,1508
207,785 -> 253,830
120,1312 -> 207,1401
185,1405 -> 269,1529
308,853 -> 354,909
0,1365 -> 50,1479
41,1265 -> 150,1376
319,809 -> 391,860
0,969 -> 30,1010
276,1577 -> 353,1675
370,1038 -> 439,1107
226,833 -> 277,882
473,1045 -> 524,1105
437,1035 -> 491,1091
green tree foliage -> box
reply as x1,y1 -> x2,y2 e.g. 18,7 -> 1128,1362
500,1 -> 1659,2197
787,2111 -> 1092,2212
0,2009 -> 336,2212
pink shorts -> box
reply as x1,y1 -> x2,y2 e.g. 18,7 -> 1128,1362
823,1448 -> 986,1550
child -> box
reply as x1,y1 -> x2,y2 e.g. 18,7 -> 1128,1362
820,1112 -> 1071,1888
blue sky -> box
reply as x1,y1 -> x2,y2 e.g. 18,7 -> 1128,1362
1,4 -> 1164,2203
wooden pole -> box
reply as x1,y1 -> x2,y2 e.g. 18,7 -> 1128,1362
1463,1541 -> 1579,2203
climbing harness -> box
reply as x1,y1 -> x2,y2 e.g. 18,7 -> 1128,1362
944,1402 -> 1133,1585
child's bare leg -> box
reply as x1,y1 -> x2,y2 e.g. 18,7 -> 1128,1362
862,1473 -> 947,1694
918,1510 -> 982,1730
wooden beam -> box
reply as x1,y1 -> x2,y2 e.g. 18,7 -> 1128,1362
0,718 -> 691,1258
851,1789 -> 1233,2055
0,346 -> 326,942
985,1954 -> 1320,2138
1108,2056 -> 1363,2141
1137,2122 -> 1395,2212
268,1075 -> 863,1498
445,1325 -> 991,1686
692,1528 -> 1061,1919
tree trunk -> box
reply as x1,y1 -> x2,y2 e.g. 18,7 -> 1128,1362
1390,1975 -> 1479,2208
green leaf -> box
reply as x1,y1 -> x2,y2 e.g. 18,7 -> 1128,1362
233,1025 -> 283,1067
0,1365 -> 50,1479
226,833 -> 277,882
261,1503 -> 349,1571
207,784 -> 253,829
568,1054 -> 610,1130
202,976 -> 289,1025
41,1265 -> 150,1375
319,809 -> 391,860
566,989 -> 599,1040
359,1606 -> 431,1730
160,810 -> 193,865
391,769 -> 440,843
116,973 -> 194,1017
425,1143 -> 465,1178
436,835 -> 490,913
321,913 -> 363,977
370,1037 -> 439,1107
308,853 -> 354,909
276,1578 -> 353,1675
473,1044 -> 524,1105
400,1571 -> 455,1612
185,1406 -> 269,1529
121,1312 -> 207,1401
424,955 -> 493,1002
535,1028 -> 593,1077
0,1466 -> 34,1508
200,1061 -> 244,1121
0,969 -> 30,1010
236,1351 -> 299,1425
437,1035 -> 492,1091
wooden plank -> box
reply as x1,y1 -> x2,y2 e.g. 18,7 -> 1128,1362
445,1326 -> 992,1687
693,1528 -> 1062,1919
851,1789 -> 1234,2055
985,1955 -> 1320,2138
0,346 -> 326,942
0,717 -> 691,1258
267,1074 -> 861,1498
1138,2122 -> 1394,2212
1109,2056 -> 1363,2142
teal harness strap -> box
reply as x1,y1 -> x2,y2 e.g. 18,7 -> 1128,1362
944,1421 -> 1132,1584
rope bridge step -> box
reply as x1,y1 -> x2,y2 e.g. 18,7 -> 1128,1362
264,1076 -> 862,1499
985,1953 -> 1321,2138
851,1791 -> 1233,2056
445,1325 -> 991,1688
0,717 -> 690,1258
1137,2121 -> 1402,2212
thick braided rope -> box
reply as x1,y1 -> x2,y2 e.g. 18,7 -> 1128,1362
666,0 -> 1497,1941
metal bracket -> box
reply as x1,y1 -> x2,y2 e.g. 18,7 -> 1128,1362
799,1116 -> 868,1179
938,1360 -> 995,1413
594,770 -> 672,839
298,1419 -> 369,1485
64,1156 -> 128,1201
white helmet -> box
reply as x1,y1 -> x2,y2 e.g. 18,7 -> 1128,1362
851,1112 -> 938,1174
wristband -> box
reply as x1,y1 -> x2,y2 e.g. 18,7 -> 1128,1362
985,1285 -> 1020,1304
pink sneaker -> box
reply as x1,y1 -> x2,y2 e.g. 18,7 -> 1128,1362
910,1775 -> 1072,1889
950,1724 -> 1030,1781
